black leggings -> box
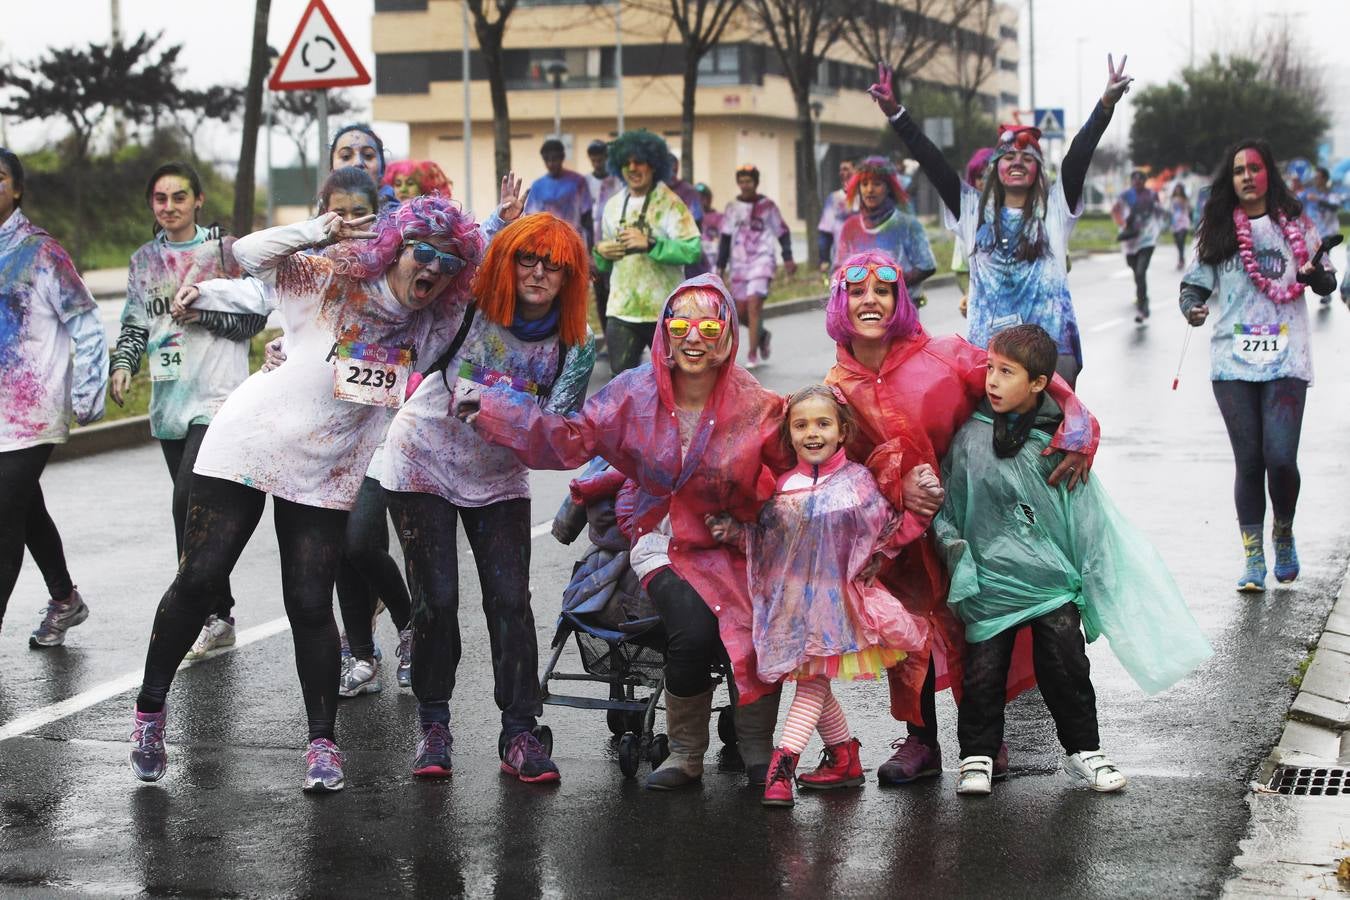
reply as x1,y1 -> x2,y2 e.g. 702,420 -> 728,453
137,475 -> 347,742
1125,246 -> 1154,308
386,491 -> 541,738
336,476 -> 411,660
904,657 -> 940,745
604,318 -> 656,377
1172,229 -> 1188,265
646,568 -> 727,697
1,444 -> 56,626
25,486 -> 75,600
958,603 -> 1099,759
161,424 -> 233,619
1212,378 -> 1307,525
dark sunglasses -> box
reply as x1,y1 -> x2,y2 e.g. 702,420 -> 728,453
404,241 -> 465,276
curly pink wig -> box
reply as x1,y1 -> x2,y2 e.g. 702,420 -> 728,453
824,249 -> 919,346
329,194 -> 483,311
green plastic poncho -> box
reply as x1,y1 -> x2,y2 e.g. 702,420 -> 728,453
934,409 -> 1212,695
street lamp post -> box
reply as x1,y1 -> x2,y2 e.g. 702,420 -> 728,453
546,60 -> 569,138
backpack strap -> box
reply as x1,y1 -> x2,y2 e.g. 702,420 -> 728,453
427,303 -> 478,389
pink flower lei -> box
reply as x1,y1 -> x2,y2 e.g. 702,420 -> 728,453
1232,206 -> 1309,304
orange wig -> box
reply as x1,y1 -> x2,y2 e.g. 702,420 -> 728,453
470,213 -> 590,347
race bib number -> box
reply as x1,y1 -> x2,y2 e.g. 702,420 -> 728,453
1232,323 -> 1288,367
457,360 -> 544,397
333,342 -> 413,408
150,335 -> 185,382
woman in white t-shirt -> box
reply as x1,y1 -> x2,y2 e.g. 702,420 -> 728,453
110,161 -> 268,656
1180,139 -> 1336,593
128,195 -> 483,794
0,148 -> 107,647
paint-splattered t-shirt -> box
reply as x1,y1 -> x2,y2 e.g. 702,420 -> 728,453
723,196 -> 788,285
191,219 -> 463,510
0,210 -> 107,452
700,211 -> 724,273
946,179 -> 1082,362
1182,214 -> 1325,384
524,170 -> 593,238
115,228 -> 259,439
837,209 -> 936,285
382,313 -> 595,507
596,182 -> 701,323
585,172 -> 621,246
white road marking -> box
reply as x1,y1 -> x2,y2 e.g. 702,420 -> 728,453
1090,316 -> 1131,333
0,519 -> 558,742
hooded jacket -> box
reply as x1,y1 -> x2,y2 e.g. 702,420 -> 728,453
475,273 -> 787,703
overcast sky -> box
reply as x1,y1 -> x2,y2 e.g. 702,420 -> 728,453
2,0 -> 1347,171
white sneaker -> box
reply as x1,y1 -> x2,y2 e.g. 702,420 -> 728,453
956,755 -> 993,795
185,615 -> 236,659
338,656 -> 381,698
1063,750 -> 1127,792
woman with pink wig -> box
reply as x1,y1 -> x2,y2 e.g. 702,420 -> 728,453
127,195 -> 483,795
835,156 -> 936,309
823,249 -> 1101,788
384,159 -> 453,202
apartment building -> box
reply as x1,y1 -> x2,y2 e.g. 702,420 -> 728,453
372,0 -> 1021,231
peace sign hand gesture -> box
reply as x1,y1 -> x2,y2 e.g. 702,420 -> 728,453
867,61 -> 901,117
1102,53 -> 1134,109
319,212 -> 378,244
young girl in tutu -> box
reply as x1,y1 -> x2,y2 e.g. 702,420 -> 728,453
708,384 -> 939,807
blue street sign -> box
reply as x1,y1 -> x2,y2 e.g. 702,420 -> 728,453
1033,107 -> 1065,139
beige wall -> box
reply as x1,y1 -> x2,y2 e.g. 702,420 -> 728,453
375,0 -> 1020,229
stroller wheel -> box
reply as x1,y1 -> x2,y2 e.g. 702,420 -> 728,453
717,707 -> 738,746
617,732 -> 641,778
606,709 -> 627,737
648,733 -> 670,769
532,724 -> 553,757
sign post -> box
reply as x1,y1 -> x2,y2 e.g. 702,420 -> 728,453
269,0 -> 372,190
1032,107 -> 1066,140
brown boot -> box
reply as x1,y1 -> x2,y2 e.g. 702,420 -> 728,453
734,689 -> 782,786
645,687 -> 713,791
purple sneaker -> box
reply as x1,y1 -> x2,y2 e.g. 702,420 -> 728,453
500,731 -> 560,784
303,738 -> 345,793
876,737 -> 942,785
412,722 -> 453,778
130,705 -> 168,782
993,742 -> 1010,781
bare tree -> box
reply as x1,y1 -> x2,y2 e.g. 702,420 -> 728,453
1244,16 -> 1325,107
842,0 -> 977,84
234,0 -> 271,237
622,0 -> 743,180
272,90 -> 361,177
747,0 -> 854,268
176,86 -> 244,161
466,0 -> 520,184
946,0 -> 1003,117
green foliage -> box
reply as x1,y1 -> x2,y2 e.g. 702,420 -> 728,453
1129,56 -> 1329,173
877,85 -> 996,179
22,130 -> 238,270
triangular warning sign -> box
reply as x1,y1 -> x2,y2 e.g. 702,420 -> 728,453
269,0 -> 371,91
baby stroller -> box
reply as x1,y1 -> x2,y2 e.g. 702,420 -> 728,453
539,459 -> 738,779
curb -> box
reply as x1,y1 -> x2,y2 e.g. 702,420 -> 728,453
50,416 -> 155,462
1266,561 -> 1350,772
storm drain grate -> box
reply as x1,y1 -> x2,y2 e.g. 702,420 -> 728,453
1266,766 -> 1349,796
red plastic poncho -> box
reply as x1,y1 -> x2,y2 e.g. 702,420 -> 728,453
827,327 -> 1100,723
476,273 -> 786,704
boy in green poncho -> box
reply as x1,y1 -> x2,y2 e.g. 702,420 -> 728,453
935,324 -> 1211,798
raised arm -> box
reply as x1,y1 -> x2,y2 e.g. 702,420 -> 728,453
1062,55 -> 1132,210
233,213 -> 374,282
868,62 -> 961,217
474,373 -> 639,471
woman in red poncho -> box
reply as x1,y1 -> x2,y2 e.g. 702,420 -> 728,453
465,273 -> 789,789
824,249 -> 1101,785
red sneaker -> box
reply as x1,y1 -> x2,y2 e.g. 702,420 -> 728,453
761,748 -> 799,807
797,737 -> 864,790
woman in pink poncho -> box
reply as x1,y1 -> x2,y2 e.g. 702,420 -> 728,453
467,273 -> 792,790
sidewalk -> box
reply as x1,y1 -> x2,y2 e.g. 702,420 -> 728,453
82,267 -> 127,301
1224,560 -> 1350,897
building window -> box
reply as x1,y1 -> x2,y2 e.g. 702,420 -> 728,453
999,91 -> 1019,106
999,24 -> 1018,40
998,58 -> 1018,73
375,0 -> 427,9
697,44 -> 740,85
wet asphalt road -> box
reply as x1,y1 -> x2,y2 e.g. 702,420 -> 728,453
3,249 -> 1350,898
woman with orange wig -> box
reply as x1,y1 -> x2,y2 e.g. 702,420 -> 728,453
379,212 -> 595,783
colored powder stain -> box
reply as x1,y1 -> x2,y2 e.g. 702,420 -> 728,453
0,291 -> 24,368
